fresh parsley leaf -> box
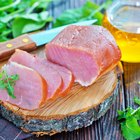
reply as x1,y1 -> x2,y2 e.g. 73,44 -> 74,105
133,107 -> 140,120
0,0 -> 13,8
10,74 -> 19,81
118,97 -> 140,140
53,0 -> 112,27
6,85 -> 15,99
121,117 -> 140,140
134,97 -> 140,105
0,21 -> 11,41
12,11 -> 53,37
0,81 -> 5,89
0,70 -> 19,99
118,108 -> 132,121
0,0 -> 52,42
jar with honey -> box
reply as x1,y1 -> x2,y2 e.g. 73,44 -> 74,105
103,0 -> 140,62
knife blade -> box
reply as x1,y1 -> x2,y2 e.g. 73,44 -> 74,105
30,19 -> 97,46
0,20 -> 97,62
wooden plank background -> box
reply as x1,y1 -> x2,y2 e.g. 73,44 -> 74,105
27,0 -> 140,140
29,0 -> 140,140
0,1 -> 139,140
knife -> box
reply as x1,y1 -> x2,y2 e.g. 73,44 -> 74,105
0,20 -> 97,62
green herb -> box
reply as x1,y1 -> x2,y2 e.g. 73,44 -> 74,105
0,70 -> 19,99
53,0 -> 112,27
12,11 -> 53,37
0,0 -> 53,42
118,97 -> 140,140
134,97 -> 140,106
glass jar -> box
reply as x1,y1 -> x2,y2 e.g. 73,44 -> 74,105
103,0 -> 140,62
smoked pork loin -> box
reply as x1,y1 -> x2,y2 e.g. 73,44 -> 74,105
0,62 -> 47,110
10,50 -> 62,99
45,25 -> 121,86
40,59 -> 74,96
10,49 -> 74,97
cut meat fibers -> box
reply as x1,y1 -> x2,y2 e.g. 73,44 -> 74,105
10,50 -> 62,99
45,25 -> 121,86
40,59 -> 74,96
0,62 -> 47,110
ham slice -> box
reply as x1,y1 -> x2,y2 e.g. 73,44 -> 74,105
40,59 -> 74,96
10,50 -> 62,99
45,25 -> 121,86
0,62 -> 47,110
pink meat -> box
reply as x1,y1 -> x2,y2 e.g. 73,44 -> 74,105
10,50 -> 62,99
45,25 -> 121,86
40,59 -> 74,96
0,62 -> 47,110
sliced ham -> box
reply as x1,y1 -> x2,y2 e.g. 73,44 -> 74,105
0,62 -> 47,110
45,25 -> 121,86
10,50 -> 62,99
40,59 -> 74,96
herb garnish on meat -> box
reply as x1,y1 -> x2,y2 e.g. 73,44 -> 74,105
0,70 -> 19,98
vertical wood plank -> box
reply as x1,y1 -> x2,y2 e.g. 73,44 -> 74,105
123,63 -> 140,108
98,76 -> 125,140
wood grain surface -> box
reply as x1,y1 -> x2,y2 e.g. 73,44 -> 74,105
26,0 -> 140,140
0,0 -> 139,139
2,68 -> 117,119
23,0 -> 119,139
0,68 -> 118,136
0,42 -> 120,136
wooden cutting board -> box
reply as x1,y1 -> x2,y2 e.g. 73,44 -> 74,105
0,47 -> 119,136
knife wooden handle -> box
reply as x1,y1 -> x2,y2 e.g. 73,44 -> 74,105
0,34 -> 37,62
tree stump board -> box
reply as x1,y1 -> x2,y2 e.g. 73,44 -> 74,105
0,48 -> 119,136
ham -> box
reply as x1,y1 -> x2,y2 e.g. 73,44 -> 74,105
40,59 -> 74,96
10,50 -> 62,99
0,62 -> 47,110
45,25 -> 121,86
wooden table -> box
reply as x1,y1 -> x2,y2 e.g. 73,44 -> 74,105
26,0 -> 140,139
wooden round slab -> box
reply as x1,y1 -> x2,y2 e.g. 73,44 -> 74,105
0,68 -> 119,136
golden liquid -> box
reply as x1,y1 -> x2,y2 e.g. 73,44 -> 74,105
103,6 -> 140,62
